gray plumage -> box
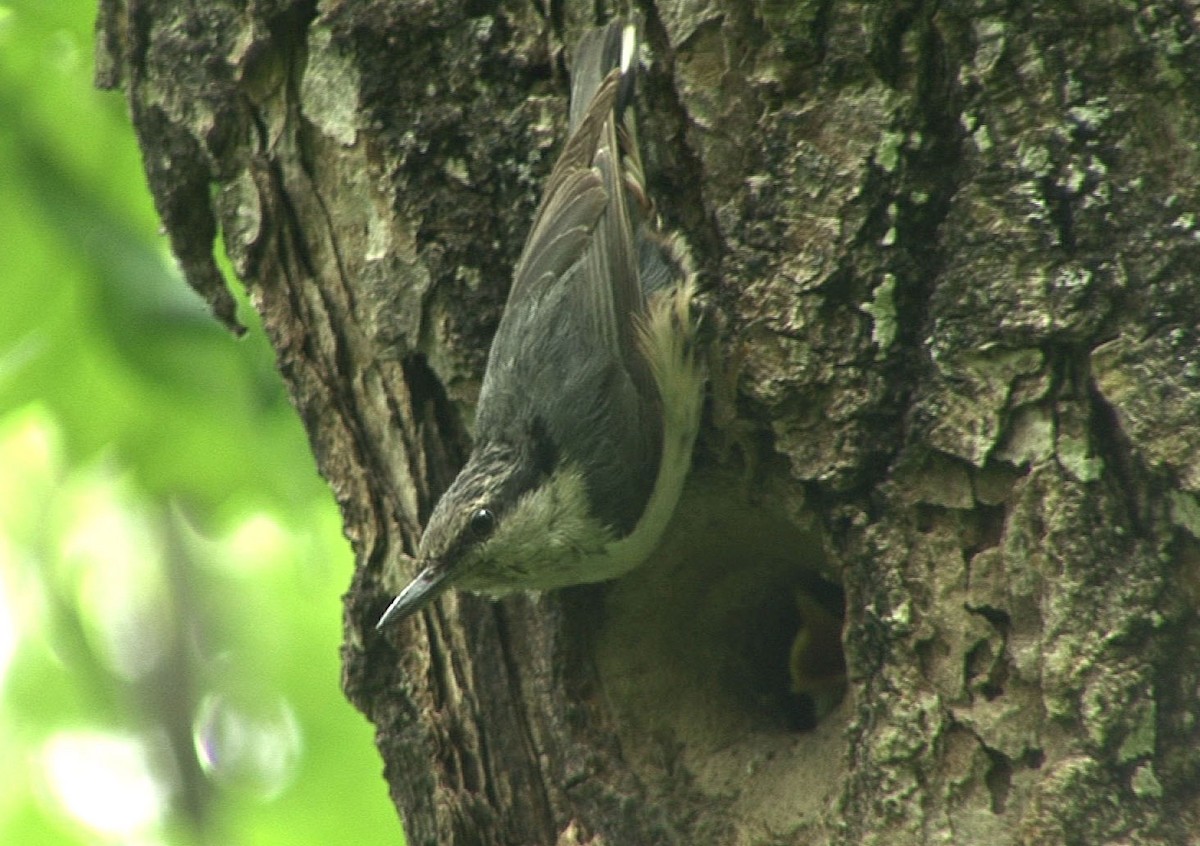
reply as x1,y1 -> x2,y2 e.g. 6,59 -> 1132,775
476,21 -> 658,536
377,19 -> 700,628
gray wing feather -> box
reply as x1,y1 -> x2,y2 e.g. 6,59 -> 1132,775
475,23 -> 660,533
512,173 -> 606,301
502,30 -> 648,389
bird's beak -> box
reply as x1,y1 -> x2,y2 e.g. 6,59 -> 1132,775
375,563 -> 452,630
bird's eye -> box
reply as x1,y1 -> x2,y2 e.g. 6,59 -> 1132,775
469,508 -> 496,540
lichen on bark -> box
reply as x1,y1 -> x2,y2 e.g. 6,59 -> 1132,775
98,0 -> 1200,843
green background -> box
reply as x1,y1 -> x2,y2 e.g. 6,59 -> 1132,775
0,1 -> 401,843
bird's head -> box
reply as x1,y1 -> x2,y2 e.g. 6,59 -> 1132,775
375,420 -> 611,628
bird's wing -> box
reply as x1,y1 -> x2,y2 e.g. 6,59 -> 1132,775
504,56 -> 647,388
474,32 -> 659,533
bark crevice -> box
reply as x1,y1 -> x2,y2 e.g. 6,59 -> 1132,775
99,1 -> 1200,843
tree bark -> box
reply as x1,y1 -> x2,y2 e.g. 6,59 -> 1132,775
98,0 -> 1200,843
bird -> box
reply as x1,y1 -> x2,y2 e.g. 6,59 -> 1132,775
788,589 -> 848,724
376,18 -> 703,629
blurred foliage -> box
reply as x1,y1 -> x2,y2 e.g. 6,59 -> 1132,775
0,1 -> 401,843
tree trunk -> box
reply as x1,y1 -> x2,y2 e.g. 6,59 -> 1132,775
97,0 -> 1200,843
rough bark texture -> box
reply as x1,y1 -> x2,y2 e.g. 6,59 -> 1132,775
98,0 -> 1200,844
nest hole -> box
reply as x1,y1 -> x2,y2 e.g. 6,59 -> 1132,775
595,477 -> 848,738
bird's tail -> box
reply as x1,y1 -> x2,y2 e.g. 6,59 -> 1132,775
569,18 -> 638,134
572,20 -> 694,301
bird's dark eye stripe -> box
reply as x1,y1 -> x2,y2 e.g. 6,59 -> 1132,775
470,508 -> 496,540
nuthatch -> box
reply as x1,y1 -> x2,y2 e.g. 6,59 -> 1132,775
377,19 -> 703,629
789,590 -> 848,723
